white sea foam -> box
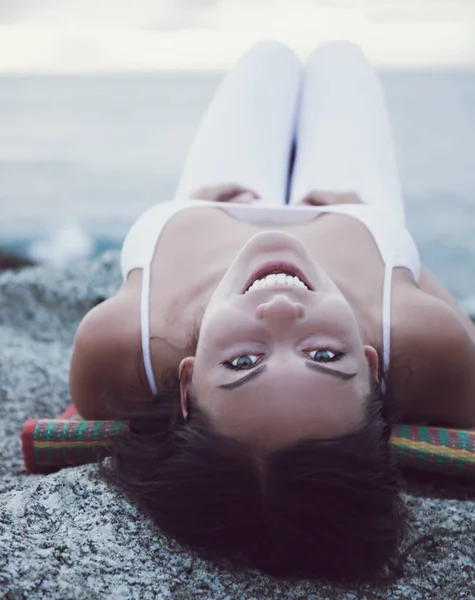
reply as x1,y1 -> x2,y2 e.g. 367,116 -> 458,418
28,224 -> 94,265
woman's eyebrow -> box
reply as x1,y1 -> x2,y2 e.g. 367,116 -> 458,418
217,362 -> 357,390
218,364 -> 267,390
306,362 -> 357,381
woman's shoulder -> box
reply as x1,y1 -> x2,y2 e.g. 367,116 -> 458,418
390,286 -> 475,428
69,286 -> 149,420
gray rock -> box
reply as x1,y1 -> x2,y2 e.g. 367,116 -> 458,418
1,252 -> 475,600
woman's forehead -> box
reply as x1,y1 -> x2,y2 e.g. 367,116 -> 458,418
205,384 -> 366,450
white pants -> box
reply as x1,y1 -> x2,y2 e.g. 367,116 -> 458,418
173,40 -> 405,224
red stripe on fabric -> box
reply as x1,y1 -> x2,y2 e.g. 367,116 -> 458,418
448,429 -> 458,449
19,419 -> 39,474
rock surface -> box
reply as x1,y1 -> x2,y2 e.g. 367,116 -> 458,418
1,252 -> 475,600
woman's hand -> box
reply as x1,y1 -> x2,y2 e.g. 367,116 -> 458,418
191,183 -> 260,204
295,190 -> 364,207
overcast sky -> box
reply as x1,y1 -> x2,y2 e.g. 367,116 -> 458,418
0,0 -> 474,72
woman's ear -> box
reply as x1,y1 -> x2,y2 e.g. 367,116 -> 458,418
363,345 -> 379,383
179,357 -> 195,419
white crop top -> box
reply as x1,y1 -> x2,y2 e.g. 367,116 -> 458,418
121,199 -> 421,396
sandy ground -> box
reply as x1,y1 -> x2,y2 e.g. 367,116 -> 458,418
1,252 -> 475,600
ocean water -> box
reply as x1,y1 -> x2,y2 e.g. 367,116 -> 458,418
0,71 -> 474,312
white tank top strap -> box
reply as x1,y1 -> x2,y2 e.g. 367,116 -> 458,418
380,262 -> 394,395
141,262 -> 158,396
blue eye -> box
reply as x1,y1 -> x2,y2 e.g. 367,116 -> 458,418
221,355 -> 261,370
308,349 -> 344,362
221,348 -> 345,371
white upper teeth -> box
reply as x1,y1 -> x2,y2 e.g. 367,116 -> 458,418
245,272 -> 308,294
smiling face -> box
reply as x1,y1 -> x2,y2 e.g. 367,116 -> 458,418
179,231 -> 379,453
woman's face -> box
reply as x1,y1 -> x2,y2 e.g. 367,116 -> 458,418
179,231 -> 379,453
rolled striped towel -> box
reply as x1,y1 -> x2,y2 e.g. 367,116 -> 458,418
20,403 -> 475,477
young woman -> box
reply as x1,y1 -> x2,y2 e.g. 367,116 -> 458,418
69,40 -> 475,582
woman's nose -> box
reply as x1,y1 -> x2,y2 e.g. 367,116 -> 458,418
256,293 -> 305,320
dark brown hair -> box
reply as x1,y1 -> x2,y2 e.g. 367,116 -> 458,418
97,363 -> 407,584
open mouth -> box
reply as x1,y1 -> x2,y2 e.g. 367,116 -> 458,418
242,261 -> 314,294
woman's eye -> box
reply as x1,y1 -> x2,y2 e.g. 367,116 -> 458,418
308,349 -> 343,362
221,354 -> 261,370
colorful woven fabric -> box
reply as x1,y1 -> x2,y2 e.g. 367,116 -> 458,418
390,423 -> 475,477
20,404 -> 128,475
20,402 -> 475,477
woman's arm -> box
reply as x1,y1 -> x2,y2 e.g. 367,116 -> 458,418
190,183 -> 260,204
69,292 -> 146,420
393,291 -> 475,428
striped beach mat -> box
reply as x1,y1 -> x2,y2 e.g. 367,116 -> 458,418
19,403 -> 475,477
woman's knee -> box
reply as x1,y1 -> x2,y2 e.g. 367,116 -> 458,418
305,40 -> 368,68
242,40 -> 301,69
